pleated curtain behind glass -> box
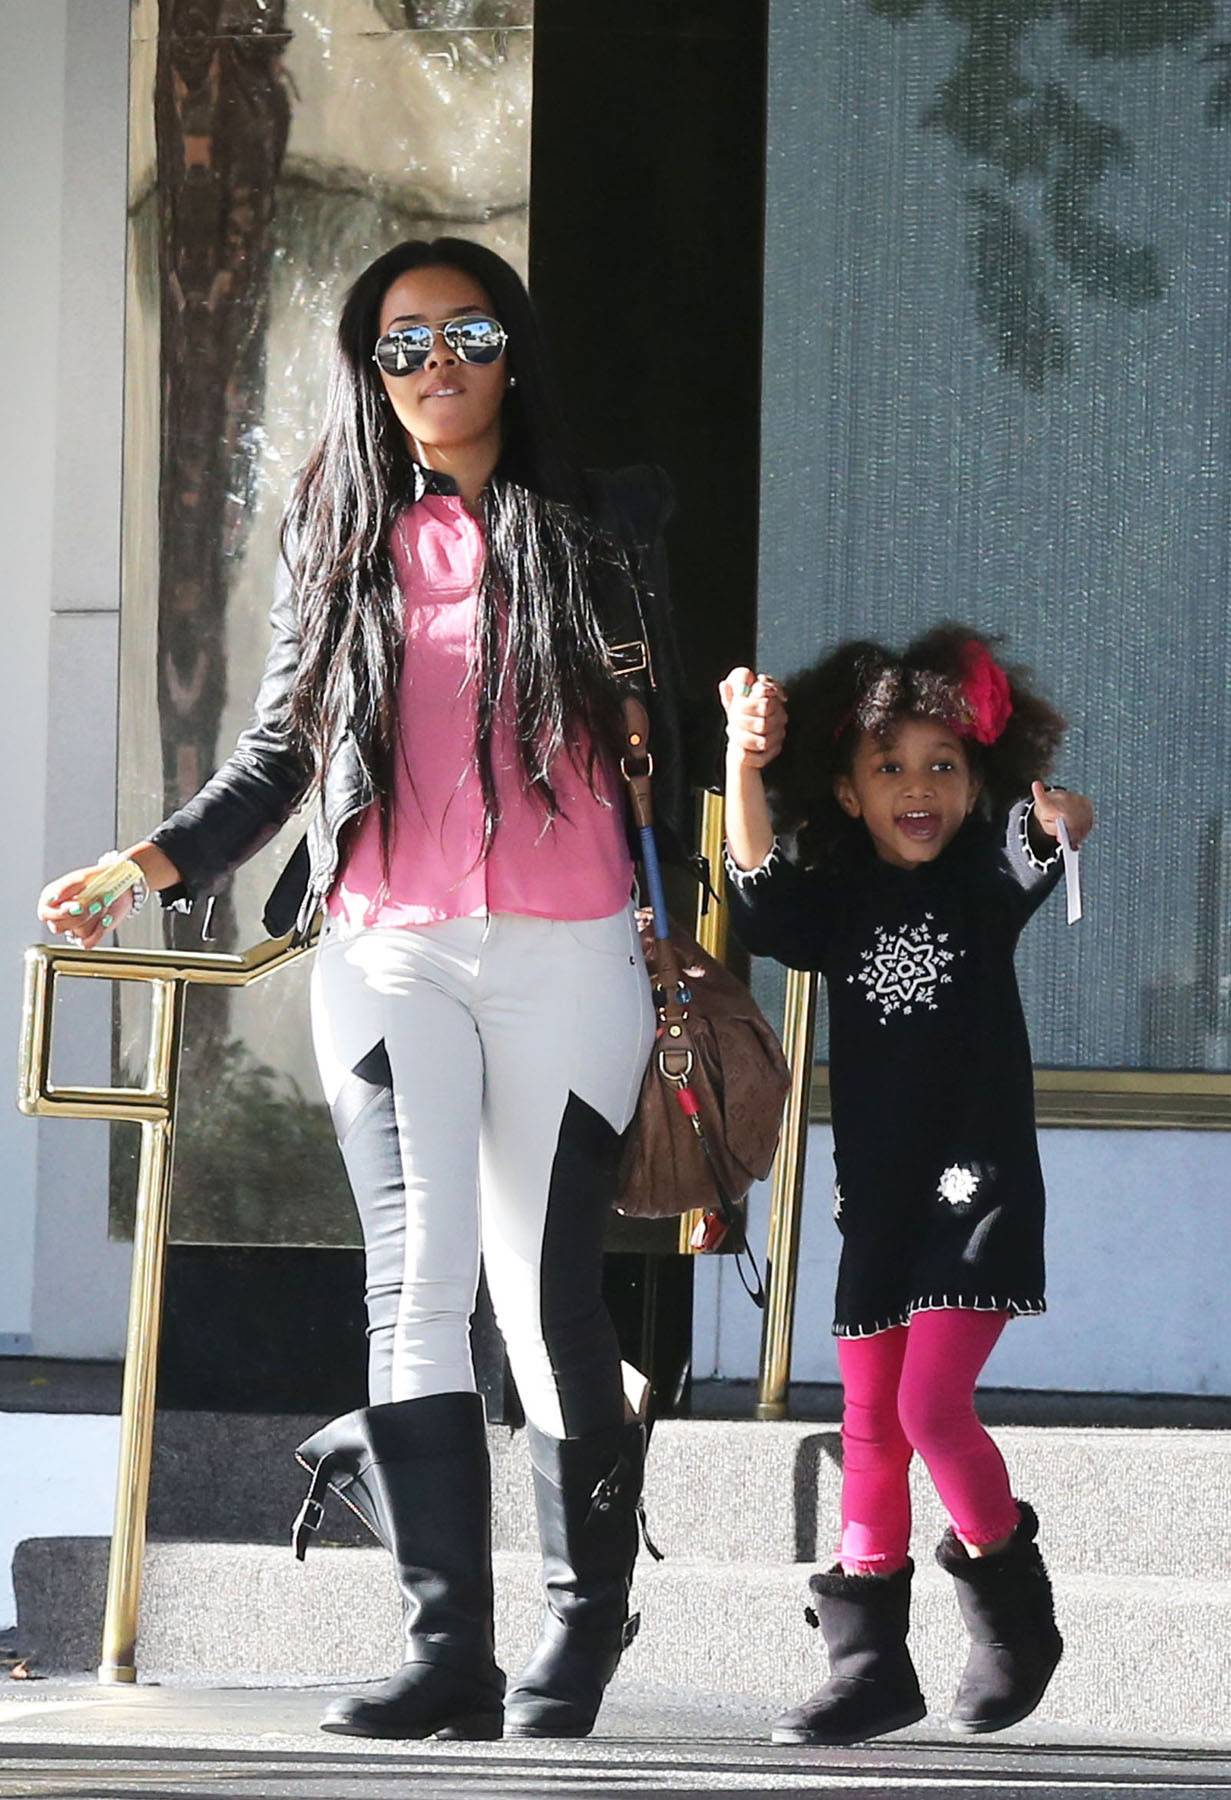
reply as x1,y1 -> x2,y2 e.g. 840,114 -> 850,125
759,0 -> 1231,1075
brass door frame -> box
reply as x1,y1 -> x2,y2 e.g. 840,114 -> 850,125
757,1036 -> 1231,1421
809,1066 -> 1231,1132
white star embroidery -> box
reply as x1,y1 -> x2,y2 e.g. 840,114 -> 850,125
855,919 -> 960,1023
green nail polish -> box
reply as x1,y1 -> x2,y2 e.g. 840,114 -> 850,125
68,902 -> 82,916
102,892 -> 114,907
102,914 -> 113,929
88,901 -> 102,916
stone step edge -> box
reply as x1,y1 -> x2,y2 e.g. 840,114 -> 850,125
20,1537 -> 1229,1601
147,1417 -> 1231,1444
316,1550 -> 1231,1601
16,1532 -> 1230,1596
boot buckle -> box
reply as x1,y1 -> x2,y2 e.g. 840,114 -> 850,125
587,1452 -> 633,1525
622,1611 -> 642,1650
587,1472 -> 620,1523
291,1456 -> 333,1561
292,1495 -> 324,1561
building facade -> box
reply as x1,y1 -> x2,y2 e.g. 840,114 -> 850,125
4,0 -> 1229,1394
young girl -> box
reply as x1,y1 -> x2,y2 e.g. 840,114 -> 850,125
721,627 -> 1094,1746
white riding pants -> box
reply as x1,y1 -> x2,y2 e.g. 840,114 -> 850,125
309,907 -> 654,1439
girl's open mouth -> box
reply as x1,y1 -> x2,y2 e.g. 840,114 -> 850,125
895,811 -> 941,842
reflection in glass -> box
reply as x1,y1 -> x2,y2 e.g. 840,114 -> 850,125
114,0 -> 533,1243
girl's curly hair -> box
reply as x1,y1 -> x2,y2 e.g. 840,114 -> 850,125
767,623 -> 1066,866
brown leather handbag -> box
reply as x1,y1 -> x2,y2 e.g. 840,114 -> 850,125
613,695 -> 791,1270
616,911 -> 791,1223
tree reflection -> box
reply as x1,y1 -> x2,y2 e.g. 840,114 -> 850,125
154,0 -> 291,991
868,0 -> 1231,385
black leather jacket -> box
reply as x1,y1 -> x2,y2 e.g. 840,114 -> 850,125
150,462 -> 711,943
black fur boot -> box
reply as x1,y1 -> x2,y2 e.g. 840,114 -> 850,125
771,1561 -> 928,1746
292,1392 -> 505,1740
936,1499 -> 1064,1734
502,1416 -> 649,1738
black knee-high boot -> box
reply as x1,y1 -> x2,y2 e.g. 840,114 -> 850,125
502,1416 -> 648,1738
291,1391 -> 505,1740
771,1562 -> 928,1746
935,1499 -> 1063,1733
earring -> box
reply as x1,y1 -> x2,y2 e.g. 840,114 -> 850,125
507,375 -> 518,388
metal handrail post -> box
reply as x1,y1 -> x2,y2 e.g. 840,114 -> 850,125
98,979 -> 183,1683
677,792 -> 821,1406
755,967 -> 819,1419
693,789 -> 730,963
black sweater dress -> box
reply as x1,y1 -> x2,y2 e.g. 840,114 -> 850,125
726,802 -> 1063,1339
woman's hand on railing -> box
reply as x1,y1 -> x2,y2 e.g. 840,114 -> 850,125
37,842 -> 182,952
38,865 -> 136,951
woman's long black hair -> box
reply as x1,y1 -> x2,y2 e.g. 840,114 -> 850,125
769,623 -> 1067,866
281,237 -> 630,867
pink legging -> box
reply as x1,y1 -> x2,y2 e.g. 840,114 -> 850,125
837,1309 -> 1021,1574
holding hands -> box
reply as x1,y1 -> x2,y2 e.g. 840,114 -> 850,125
1029,781 -> 1094,851
719,667 -> 788,770
719,667 -> 786,873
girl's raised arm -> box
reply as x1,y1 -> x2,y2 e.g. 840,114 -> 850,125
720,667 -> 785,872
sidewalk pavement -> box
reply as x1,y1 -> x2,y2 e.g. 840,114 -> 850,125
0,1681 -> 1228,1799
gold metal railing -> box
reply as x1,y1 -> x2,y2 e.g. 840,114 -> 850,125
678,789 -> 731,1253
755,966 -> 818,1418
682,791 -> 820,1414
17,929 -> 315,1684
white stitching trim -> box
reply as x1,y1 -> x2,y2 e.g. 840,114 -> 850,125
1014,798 -> 1061,873
832,1294 -> 1046,1339
724,837 -> 785,888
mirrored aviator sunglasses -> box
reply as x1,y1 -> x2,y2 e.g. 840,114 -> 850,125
372,315 -> 508,377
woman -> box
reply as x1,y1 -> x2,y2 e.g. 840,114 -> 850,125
38,238 -> 705,1741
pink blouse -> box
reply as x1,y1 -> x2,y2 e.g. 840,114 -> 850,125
327,493 -> 634,931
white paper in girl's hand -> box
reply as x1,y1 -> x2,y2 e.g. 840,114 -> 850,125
1056,818 -> 1082,925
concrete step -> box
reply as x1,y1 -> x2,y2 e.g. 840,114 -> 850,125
14,1537 -> 1231,1743
149,1415 -> 1231,1575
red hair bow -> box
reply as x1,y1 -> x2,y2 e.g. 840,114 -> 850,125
955,642 -> 1013,746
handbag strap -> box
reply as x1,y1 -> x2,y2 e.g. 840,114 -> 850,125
618,691 -> 765,1306
619,693 -> 693,1082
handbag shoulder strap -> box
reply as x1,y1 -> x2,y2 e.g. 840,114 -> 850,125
619,692 -> 764,1299
619,694 -> 692,1078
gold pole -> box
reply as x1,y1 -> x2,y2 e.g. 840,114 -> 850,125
679,790 -> 730,1254
755,967 -> 819,1420
17,925 -> 317,1682
17,949 -> 54,1119
98,979 -> 183,1683
693,790 -> 730,964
